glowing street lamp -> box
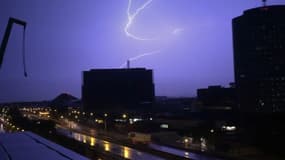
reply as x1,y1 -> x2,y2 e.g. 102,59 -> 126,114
104,113 -> 108,131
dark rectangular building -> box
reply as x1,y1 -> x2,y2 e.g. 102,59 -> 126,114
82,68 -> 155,112
197,85 -> 236,111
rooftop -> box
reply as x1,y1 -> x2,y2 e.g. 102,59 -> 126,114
0,132 -> 89,160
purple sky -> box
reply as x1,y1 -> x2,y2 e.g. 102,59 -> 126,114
0,0 -> 285,102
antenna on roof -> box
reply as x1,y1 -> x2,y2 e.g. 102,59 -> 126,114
127,59 -> 130,69
262,0 -> 267,7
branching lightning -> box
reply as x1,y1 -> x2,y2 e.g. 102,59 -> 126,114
125,0 -> 154,40
121,0 -> 183,68
120,50 -> 161,68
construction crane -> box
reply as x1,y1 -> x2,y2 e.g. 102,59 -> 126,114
0,17 -> 28,77
262,0 -> 267,7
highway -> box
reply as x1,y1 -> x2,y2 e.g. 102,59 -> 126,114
23,111 -> 224,160
57,125 -> 223,160
57,126 -> 165,160
149,143 -> 223,160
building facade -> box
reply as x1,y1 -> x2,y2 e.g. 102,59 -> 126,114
233,5 -> 285,112
197,85 -> 236,111
82,68 -> 155,112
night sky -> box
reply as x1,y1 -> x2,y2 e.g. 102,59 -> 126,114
1,0 -> 285,102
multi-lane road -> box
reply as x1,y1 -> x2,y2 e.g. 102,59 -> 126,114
23,111 -> 224,160
58,127 -> 165,160
57,125 -> 223,160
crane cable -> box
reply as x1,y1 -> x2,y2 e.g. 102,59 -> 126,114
22,26 -> 27,77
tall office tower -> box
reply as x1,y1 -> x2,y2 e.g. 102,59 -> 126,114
233,5 -> 285,112
82,68 -> 155,112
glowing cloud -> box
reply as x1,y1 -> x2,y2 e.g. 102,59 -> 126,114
172,28 -> 184,36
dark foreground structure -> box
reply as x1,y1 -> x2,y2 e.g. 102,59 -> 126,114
197,85 -> 236,111
0,132 -> 89,160
233,5 -> 285,112
82,68 -> 155,112
232,5 -> 285,157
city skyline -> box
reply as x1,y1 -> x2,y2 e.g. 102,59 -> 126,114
1,0 -> 285,102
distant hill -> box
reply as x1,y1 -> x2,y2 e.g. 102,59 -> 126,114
50,93 -> 79,107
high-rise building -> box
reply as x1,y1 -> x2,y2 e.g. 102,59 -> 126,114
82,68 -> 155,112
233,5 -> 285,112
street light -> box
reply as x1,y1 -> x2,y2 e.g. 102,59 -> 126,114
104,113 -> 108,131
122,114 -> 127,119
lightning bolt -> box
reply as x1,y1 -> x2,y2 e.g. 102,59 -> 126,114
121,0 -> 160,68
125,0 -> 154,40
122,0 -> 182,68
120,50 -> 161,68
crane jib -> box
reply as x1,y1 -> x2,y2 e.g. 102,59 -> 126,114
0,17 -> 28,77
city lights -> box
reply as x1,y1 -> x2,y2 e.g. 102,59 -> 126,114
104,143 -> 110,151
90,137 -> 95,146
222,125 -> 237,131
123,147 -> 130,159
